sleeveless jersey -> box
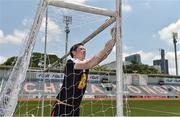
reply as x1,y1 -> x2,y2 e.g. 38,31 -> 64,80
56,59 -> 89,106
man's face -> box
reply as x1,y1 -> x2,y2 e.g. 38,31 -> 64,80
74,45 -> 86,60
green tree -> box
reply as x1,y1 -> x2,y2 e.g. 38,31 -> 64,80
123,62 -> 160,74
2,57 -> 17,66
1,52 -> 62,68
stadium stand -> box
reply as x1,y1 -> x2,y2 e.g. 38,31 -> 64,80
0,69 -> 180,99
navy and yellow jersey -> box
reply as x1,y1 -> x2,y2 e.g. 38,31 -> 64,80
56,59 -> 89,106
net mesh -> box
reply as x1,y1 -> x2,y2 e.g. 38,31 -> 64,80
13,1 -> 116,116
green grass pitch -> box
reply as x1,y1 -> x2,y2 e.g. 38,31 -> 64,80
14,99 -> 180,116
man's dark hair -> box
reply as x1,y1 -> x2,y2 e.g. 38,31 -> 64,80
70,43 -> 84,58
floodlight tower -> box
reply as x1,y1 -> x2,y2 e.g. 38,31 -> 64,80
173,32 -> 178,75
63,16 -> 72,62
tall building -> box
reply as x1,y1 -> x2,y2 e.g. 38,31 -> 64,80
125,54 -> 142,64
153,49 -> 169,74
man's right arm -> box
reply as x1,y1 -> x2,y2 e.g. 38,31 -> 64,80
74,29 -> 116,70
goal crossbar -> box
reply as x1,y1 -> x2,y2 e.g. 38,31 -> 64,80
48,0 -> 116,17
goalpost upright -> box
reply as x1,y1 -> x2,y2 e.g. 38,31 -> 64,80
116,0 -> 123,116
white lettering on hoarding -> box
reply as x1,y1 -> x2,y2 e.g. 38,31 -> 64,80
127,86 -> 141,94
36,72 -> 64,80
164,78 -> 180,84
91,84 -> 104,93
169,86 -> 180,92
88,75 -> 100,81
44,83 -> 56,93
24,83 -> 36,93
152,86 -> 168,94
140,86 -> 157,95
36,73 -> 100,81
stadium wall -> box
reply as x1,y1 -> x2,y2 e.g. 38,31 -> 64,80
0,69 -> 180,99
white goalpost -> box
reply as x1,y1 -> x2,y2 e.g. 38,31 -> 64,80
115,0 -> 123,116
0,0 -> 123,116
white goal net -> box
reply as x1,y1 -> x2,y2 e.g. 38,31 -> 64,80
0,0 -> 122,116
